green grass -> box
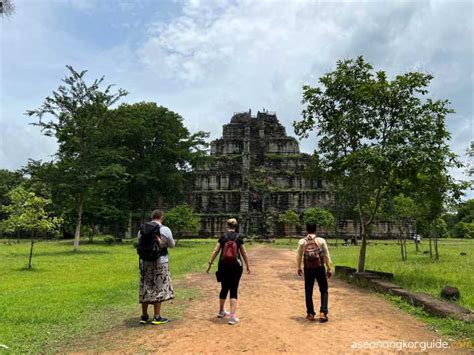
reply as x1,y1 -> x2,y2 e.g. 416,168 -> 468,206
275,238 -> 474,341
0,238 -> 215,354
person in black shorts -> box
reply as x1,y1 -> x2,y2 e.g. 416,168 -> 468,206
206,218 -> 250,325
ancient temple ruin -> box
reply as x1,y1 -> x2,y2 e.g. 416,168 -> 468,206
190,110 -> 399,238
190,110 -> 333,237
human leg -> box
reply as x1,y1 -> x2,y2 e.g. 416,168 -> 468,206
304,268 -> 316,316
315,266 -> 329,317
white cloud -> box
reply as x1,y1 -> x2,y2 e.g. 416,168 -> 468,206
1,0 -> 472,197
136,0 -> 473,195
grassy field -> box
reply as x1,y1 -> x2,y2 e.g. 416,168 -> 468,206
274,238 -> 474,340
1,237 -> 472,352
0,238 -> 215,353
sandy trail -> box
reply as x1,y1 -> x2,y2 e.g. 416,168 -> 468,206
98,246 -> 448,354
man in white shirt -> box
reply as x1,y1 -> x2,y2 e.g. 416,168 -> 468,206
296,223 -> 332,322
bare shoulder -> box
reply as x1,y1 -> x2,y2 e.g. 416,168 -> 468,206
298,238 -> 307,246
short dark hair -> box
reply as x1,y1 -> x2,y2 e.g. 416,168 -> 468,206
306,223 -> 317,233
151,209 -> 163,220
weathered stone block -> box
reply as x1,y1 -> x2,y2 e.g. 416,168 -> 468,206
364,269 -> 394,280
368,279 -> 402,293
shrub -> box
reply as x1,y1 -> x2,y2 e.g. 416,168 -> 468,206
103,236 -> 115,245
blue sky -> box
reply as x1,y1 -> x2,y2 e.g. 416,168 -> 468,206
0,0 -> 473,198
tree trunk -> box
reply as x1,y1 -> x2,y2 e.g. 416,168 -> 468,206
434,235 -> 439,260
17,230 -> 20,244
357,223 -> 367,272
126,211 -> 132,238
403,237 -> 408,261
399,235 -> 404,260
429,236 -> 433,258
73,193 -> 84,252
28,233 -> 36,269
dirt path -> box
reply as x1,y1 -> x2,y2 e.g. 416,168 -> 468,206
103,246 -> 448,353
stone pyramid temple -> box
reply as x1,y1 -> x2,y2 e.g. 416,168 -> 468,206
190,110 -> 333,237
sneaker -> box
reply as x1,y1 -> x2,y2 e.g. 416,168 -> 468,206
217,310 -> 229,318
228,316 -> 240,325
151,316 -> 169,325
319,312 -> 328,323
306,314 -> 316,322
139,314 -> 149,324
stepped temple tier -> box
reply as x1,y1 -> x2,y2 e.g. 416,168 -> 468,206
190,110 -> 397,238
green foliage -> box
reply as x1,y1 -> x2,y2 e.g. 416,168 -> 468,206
454,222 -> 474,239
1,186 -> 63,268
26,66 -> 128,251
303,207 -> 334,228
444,199 -> 474,238
165,204 -> 200,237
1,186 -> 62,237
23,68 -> 209,245
293,56 -> 463,270
0,169 -> 25,221
279,209 -> 300,227
103,236 -> 115,245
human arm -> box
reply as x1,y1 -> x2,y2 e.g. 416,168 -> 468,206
320,239 -> 333,278
159,226 -> 175,248
206,242 -> 221,273
296,239 -> 305,276
239,245 -> 251,274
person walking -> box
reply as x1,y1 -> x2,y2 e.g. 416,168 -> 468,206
296,223 -> 332,322
206,218 -> 250,325
137,209 -> 175,325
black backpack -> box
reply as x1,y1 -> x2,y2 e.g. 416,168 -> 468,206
137,221 -> 167,261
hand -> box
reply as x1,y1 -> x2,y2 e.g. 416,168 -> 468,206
297,268 -> 303,276
206,263 -> 212,274
326,270 -> 332,279
246,267 -> 251,274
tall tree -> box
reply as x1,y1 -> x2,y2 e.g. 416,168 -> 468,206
104,102 -> 209,226
294,56 -> 462,271
26,66 -> 127,251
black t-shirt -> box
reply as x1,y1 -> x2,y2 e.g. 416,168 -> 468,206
218,231 -> 244,263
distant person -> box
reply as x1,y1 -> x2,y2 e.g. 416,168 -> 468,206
415,234 -> 421,244
206,218 -> 250,325
296,223 -> 332,322
137,209 -> 175,325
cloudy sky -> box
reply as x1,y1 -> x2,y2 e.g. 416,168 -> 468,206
1,0 -> 472,196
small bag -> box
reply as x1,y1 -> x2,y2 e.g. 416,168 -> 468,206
215,269 -> 222,282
